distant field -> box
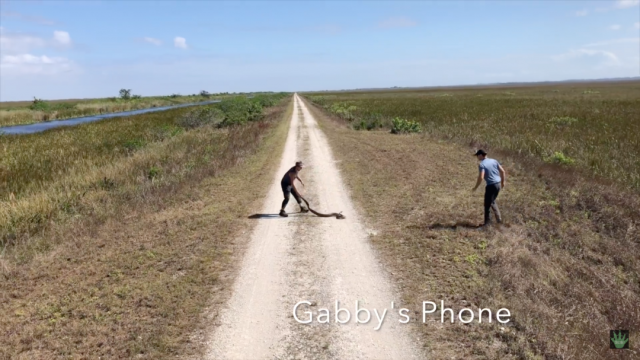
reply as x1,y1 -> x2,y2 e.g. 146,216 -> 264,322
302,87 -> 640,359
0,93 -> 233,127
0,93 -> 292,358
303,81 -> 640,189
0,93 -> 289,243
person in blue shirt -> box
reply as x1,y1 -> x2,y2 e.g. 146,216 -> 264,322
472,150 -> 506,226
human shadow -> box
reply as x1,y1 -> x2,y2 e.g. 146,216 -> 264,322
427,221 -> 482,230
248,213 -> 307,219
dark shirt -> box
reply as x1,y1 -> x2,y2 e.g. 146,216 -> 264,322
281,166 -> 298,187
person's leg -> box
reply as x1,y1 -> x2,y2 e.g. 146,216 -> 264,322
483,185 -> 492,225
291,190 -> 307,212
490,184 -> 502,223
280,185 -> 291,216
281,193 -> 290,210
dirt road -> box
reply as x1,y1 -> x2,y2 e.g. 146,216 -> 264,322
204,95 -> 424,359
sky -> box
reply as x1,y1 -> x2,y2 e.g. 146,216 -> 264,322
0,0 -> 639,101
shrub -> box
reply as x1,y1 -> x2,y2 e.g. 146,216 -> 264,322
548,116 -> 578,128
29,97 -> 50,111
123,139 -> 146,153
353,113 -> 385,131
329,102 -> 358,120
391,117 -> 421,134
119,89 -> 132,100
148,166 -> 161,180
546,151 -> 575,165
178,106 -> 225,129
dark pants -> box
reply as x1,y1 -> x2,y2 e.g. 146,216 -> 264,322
281,184 -> 302,210
484,183 -> 502,225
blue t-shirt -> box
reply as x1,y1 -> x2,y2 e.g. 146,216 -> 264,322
479,158 -> 502,185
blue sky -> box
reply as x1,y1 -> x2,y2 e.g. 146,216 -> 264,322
1,0 -> 639,101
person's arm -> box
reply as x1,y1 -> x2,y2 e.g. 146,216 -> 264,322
290,173 -> 301,196
499,165 -> 506,189
296,175 -> 304,187
472,170 -> 484,192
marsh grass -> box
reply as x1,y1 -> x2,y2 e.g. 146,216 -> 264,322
305,82 -> 640,190
0,94 -> 233,127
0,97 -> 293,359
304,96 -> 640,360
0,93 -> 289,248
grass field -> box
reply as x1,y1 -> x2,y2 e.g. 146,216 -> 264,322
0,94 -> 292,358
0,93 -> 234,127
302,85 -> 640,359
0,93 -> 288,250
304,81 -> 640,190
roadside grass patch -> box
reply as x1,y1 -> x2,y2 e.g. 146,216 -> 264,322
0,93 -> 288,247
391,117 -> 421,134
304,82 -> 640,189
548,116 -> 578,128
545,151 -> 575,165
306,98 -> 640,360
0,96 -> 293,359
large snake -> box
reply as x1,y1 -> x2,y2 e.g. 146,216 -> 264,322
298,194 -> 345,219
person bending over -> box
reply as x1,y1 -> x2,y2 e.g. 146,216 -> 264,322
280,161 -> 309,217
472,150 -> 505,227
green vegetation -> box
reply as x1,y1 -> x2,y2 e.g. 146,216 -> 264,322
304,82 -> 640,189
0,89 -> 249,127
0,93 -> 289,245
306,94 -> 640,360
0,95 -> 293,359
390,117 -> 421,134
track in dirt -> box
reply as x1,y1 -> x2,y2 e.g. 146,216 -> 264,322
204,95 -> 424,359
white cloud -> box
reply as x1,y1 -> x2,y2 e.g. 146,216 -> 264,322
143,37 -> 162,46
378,17 -> 417,29
552,48 -> 620,66
0,29 -> 73,54
584,37 -> 640,47
0,53 -> 76,75
575,9 -> 588,16
174,36 -> 187,49
0,28 -> 77,77
53,30 -> 71,46
610,24 -> 622,30
615,0 -> 639,8
0,31 -> 45,54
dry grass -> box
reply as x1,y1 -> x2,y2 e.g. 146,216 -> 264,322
303,96 -> 640,359
304,81 -> 640,190
0,94 -> 229,127
0,98 -> 293,358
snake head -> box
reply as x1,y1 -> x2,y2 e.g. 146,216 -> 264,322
336,212 -> 346,220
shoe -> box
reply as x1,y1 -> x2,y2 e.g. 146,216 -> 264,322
300,207 -> 309,213
279,210 -> 288,217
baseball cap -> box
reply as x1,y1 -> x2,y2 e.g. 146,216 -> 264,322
473,149 -> 487,156
295,161 -> 304,167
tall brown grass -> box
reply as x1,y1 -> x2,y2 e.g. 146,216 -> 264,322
305,81 -> 640,190
303,92 -> 640,360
